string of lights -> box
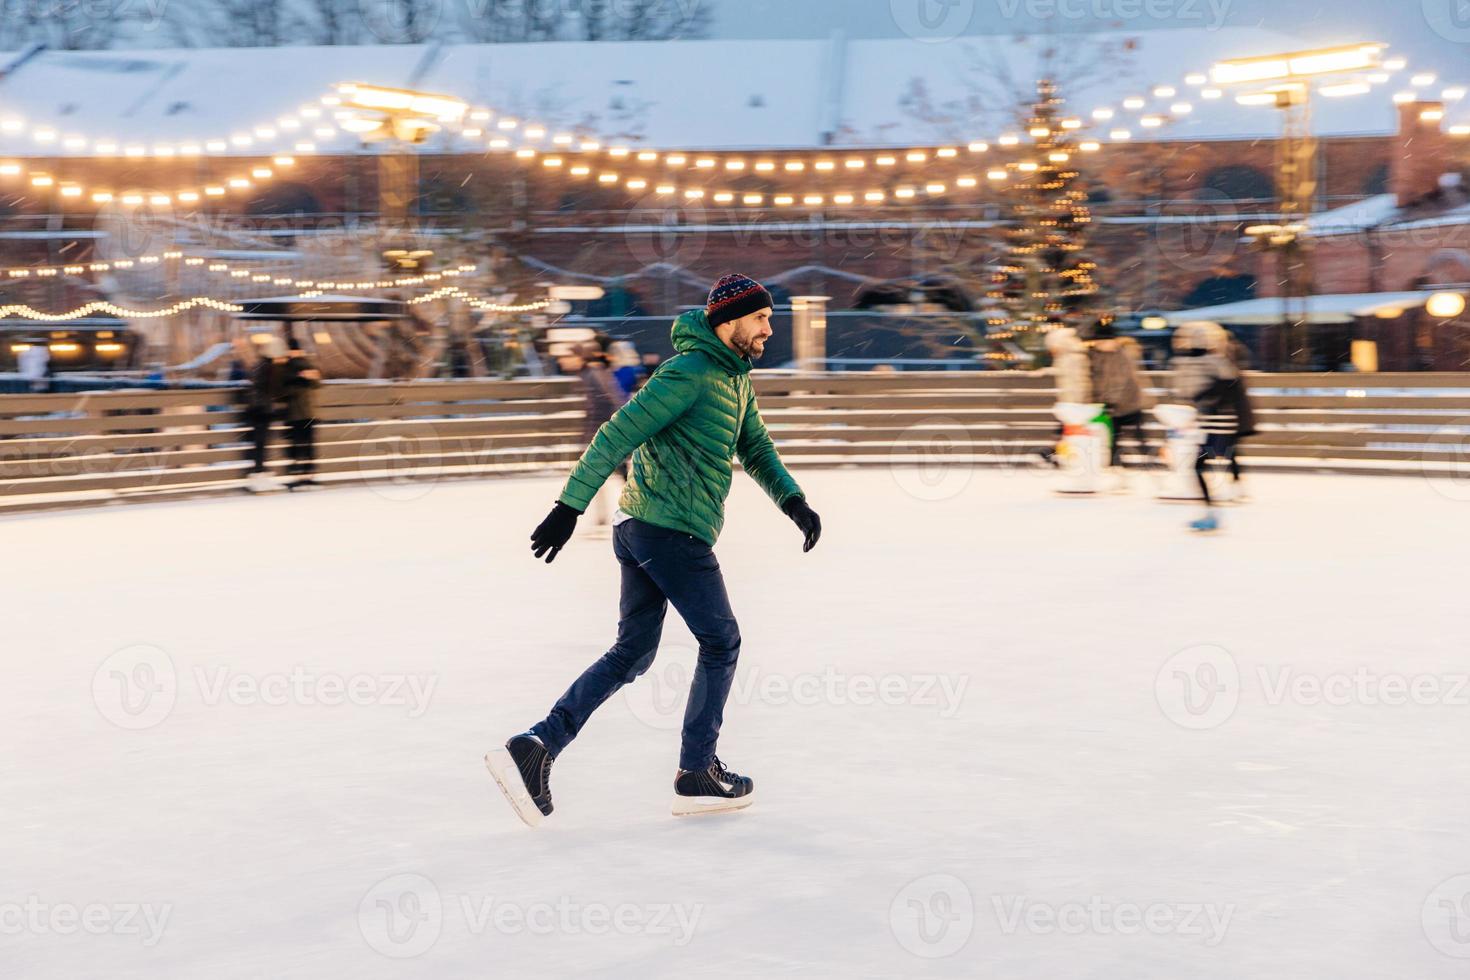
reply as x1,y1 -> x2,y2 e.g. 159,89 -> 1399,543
415,53 -> 1469,170
0,154 -> 302,209
400,286 -> 551,313
0,52 -> 1462,210
0,91 -> 351,160
0,297 -> 244,322
0,251 -> 478,286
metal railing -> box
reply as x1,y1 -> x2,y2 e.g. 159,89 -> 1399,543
1,372 -> 1468,513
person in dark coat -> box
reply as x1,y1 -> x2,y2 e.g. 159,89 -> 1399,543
280,331 -> 323,483
245,336 -> 288,476
1088,319 -> 1154,470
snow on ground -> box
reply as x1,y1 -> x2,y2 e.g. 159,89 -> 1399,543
3,467 -> 1469,978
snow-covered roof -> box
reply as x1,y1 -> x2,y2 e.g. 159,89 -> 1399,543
1165,290 -> 1446,326
1301,194 -> 1402,235
0,29 -> 1454,157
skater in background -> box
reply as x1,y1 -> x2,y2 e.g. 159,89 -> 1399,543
489,274 -> 822,826
1220,328 -> 1257,501
1088,318 -> 1154,477
572,341 -> 630,530
281,331 -> 323,487
1041,326 -> 1091,466
1172,321 -> 1246,532
245,336 -> 288,479
608,340 -> 645,396
18,340 -> 51,393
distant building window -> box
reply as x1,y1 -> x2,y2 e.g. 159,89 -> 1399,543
246,182 -> 322,217
1181,273 -> 1256,308
1362,163 -> 1390,197
1423,249 -> 1470,287
416,177 -> 470,215
1202,165 -> 1275,204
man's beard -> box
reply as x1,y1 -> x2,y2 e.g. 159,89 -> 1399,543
732,333 -> 764,360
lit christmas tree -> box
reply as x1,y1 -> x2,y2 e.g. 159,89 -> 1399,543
985,79 -> 1103,363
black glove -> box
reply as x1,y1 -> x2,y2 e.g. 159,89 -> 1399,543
530,502 -> 582,563
781,496 -> 821,553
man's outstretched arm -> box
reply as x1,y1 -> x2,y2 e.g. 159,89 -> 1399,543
559,357 -> 703,510
530,357 -> 703,562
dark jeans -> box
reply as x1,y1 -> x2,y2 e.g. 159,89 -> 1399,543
1109,410 -> 1152,469
247,408 -> 275,474
286,418 -> 316,475
1194,435 -> 1241,505
532,518 -> 741,772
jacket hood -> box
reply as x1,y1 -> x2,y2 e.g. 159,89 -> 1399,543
671,309 -> 750,375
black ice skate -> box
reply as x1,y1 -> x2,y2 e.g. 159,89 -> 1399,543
485,733 -> 554,828
672,757 -> 754,817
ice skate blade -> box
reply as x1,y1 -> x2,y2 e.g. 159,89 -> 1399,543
485,749 -> 544,828
671,793 -> 755,817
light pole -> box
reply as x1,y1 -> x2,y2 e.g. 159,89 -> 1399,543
791,296 -> 830,373
1211,43 -> 1386,369
335,83 -> 469,229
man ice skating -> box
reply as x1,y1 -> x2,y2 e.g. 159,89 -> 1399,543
487,274 -> 822,826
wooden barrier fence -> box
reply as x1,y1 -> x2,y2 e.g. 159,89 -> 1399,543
1,372 -> 1468,511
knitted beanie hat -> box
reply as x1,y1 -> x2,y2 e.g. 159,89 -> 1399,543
706,274 -> 774,329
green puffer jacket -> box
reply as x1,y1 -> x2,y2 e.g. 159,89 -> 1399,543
558,310 -> 803,545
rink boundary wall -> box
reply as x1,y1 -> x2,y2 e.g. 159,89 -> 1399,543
1,373 -> 1469,513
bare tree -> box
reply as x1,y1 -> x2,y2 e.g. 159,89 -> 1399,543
160,0 -> 298,47
298,0 -> 370,45
606,0 -> 709,41
0,0 -> 136,50
457,0 -> 707,42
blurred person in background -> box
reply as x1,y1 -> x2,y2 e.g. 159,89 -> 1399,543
1171,321 -> 1247,533
281,331 -> 323,488
1088,318 -> 1154,482
574,341 -> 630,531
1041,326 -> 1092,467
245,335 -> 288,482
608,340 -> 644,396
1216,326 -> 1257,502
17,339 -> 50,393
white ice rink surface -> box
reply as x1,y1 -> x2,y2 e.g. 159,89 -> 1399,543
4,467 -> 1470,978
